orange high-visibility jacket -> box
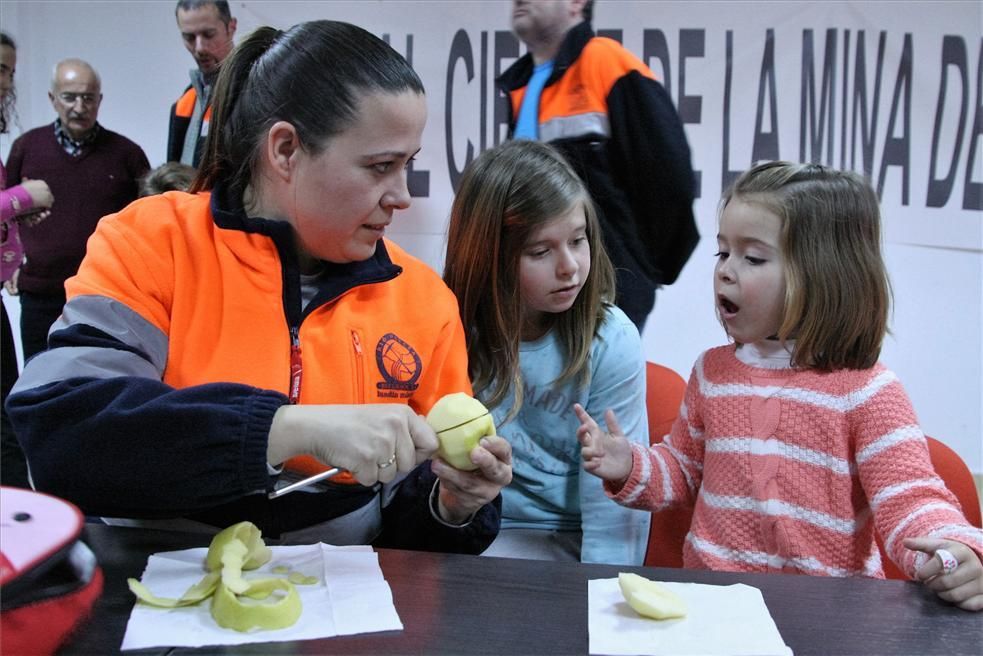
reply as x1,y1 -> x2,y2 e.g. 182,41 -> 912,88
498,22 -> 698,291
166,86 -> 212,166
8,187 -> 482,542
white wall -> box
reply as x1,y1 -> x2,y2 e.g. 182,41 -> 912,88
2,1 -> 980,473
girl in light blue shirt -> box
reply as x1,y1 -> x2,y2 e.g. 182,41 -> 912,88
443,140 -> 650,565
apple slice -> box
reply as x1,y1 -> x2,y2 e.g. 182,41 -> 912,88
426,392 -> 496,471
618,572 -> 687,620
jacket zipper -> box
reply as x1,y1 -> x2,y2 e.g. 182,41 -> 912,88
351,329 -> 365,404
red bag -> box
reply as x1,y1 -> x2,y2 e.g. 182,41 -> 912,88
0,486 -> 103,655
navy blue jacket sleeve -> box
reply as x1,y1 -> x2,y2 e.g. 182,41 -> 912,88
376,465 -> 502,555
7,375 -> 285,518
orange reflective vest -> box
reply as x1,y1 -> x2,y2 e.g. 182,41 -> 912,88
167,86 -> 212,166
67,190 -> 472,481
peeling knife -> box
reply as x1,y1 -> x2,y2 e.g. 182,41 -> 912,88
267,467 -> 342,499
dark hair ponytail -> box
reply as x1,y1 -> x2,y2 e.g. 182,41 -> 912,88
191,20 -> 424,203
192,26 -> 281,196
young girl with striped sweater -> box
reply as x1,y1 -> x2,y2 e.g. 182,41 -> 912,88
575,161 -> 983,610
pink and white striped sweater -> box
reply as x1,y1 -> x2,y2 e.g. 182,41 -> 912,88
609,345 -> 983,578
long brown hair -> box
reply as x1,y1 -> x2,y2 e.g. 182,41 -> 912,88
444,140 -> 616,416
721,161 -> 891,370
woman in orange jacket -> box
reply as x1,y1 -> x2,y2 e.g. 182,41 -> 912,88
8,21 -> 512,549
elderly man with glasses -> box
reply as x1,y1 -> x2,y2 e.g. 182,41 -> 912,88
4,58 -> 148,362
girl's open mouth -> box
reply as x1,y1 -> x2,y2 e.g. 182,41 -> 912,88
719,296 -> 739,315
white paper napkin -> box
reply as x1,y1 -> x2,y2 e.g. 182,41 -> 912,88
121,544 -> 402,650
588,578 -> 793,656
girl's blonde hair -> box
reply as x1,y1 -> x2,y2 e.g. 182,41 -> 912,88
444,140 -> 616,415
721,161 -> 891,370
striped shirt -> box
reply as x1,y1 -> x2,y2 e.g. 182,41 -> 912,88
609,344 -> 983,578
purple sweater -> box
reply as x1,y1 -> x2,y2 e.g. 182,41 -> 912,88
5,123 -> 148,295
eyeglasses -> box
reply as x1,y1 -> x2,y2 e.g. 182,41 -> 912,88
57,92 -> 99,106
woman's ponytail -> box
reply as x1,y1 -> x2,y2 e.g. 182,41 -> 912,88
190,21 -> 423,204
191,26 -> 282,194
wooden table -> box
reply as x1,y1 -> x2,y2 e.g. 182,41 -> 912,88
59,524 -> 981,654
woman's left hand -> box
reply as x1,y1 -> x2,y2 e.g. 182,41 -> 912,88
431,435 -> 512,524
904,536 -> 983,611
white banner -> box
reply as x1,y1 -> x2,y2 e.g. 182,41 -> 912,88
226,1 -> 983,254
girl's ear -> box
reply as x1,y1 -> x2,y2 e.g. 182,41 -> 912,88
264,121 -> 301,182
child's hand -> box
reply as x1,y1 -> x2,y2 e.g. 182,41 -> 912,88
3,269 -> 19,295
903,537 -> 983,611
21,179 -> 54,210
573,403 -> 634,487
15,208 -> 51,226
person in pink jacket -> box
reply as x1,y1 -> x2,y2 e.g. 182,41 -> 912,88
576,161 -> 983,611
1,32 -> 53,285
1,31 -> 53,488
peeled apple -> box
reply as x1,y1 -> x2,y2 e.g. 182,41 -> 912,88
618,572 -> 687,620
426,392 -> 496,471
127,521 -> 308,632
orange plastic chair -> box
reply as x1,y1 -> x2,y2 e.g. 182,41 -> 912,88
645,362 -> 687,444
642,362 -> 693,568
879,436 -> 983,579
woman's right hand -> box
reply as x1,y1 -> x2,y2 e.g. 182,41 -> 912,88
267,404 -> 439,486
20,179 -> 54,210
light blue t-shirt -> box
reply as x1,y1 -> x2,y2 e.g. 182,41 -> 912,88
513,60 -> 554,140
479,305 -> 651,565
